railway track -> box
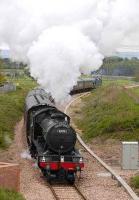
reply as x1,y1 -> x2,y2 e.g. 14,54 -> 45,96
47,183 -> 87,200
64,93 -> 139,200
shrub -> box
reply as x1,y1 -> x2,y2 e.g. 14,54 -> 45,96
0,188 -> 25,200
0,73 -> 6,85
130,175 -> 139,189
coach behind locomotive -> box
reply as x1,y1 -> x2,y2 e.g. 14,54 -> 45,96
71,77 -> 102,94
24,88 -> 84,183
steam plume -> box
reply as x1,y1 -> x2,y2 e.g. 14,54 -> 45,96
0,0 -> 138,101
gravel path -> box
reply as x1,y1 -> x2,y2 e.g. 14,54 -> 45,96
124,84 -> 139,89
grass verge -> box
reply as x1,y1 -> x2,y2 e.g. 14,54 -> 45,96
102,78 -> 134,86
130,175 -> 139,189
130,175 -> 139,195
130,87 -> 139,96
0,188 -> 25,200
73,82 -> 139,141
0,77 -> 36,149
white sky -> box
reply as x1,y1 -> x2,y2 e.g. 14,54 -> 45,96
0,0 -> 139,53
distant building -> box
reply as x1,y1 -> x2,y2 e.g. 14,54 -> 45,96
0,49 -> 10,59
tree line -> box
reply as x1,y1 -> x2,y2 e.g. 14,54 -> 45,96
99,56 -> 139,76
0,58 -> 26,69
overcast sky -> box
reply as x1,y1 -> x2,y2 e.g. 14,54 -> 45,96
1,34 -> 139,53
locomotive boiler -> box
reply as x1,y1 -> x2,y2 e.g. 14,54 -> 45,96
24,88 -> 84,183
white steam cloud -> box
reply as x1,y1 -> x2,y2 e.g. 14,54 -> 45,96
28,26 -> 103,100
21,150 -> 32,160
0,0 -> 139,101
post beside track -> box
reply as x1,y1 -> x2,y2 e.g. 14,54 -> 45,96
65,93 -> 139,200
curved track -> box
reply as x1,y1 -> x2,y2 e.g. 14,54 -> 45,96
64,93 -> 139,200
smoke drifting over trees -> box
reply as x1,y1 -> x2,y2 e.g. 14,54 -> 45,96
0,0 -> 139,101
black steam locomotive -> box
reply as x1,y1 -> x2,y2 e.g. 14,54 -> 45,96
24,88 -> 84,183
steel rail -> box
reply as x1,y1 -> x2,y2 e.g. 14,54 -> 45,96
47,183 -> 87,200
65,93 -> 139,200
47,182 -> 60,200
74,184 -> 87,200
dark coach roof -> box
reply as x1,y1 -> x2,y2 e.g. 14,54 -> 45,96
25,87 -> 54,112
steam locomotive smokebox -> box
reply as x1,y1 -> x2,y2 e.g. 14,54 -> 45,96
122,142 -> 139,170
0,162 -> 20,191
40,118 -> 76,153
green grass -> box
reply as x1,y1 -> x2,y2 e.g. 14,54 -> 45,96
0,188 -> 25,200
0,77 -> 36,149
102,78 -> 134,86
80,74 -> 92,78
1,69 -> 24,72
130,87 -> 139,96
74,82 -> 139,141
130,175 -> 139,189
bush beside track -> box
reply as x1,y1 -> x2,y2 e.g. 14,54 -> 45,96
130,175 -> 139,195
0,188 -> 25,200
0,77 -> 36,149
73,82 -> 139,141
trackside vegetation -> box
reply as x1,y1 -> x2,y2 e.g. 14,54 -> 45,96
0,77 -> 36,149
74,83 -> 139,141
100,56 -> 139,77
130,175 -> 139,195
130,87 -> 139,96
0,73 -> 6,85
130,175 -> 139,188
0,188 -> 25,200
